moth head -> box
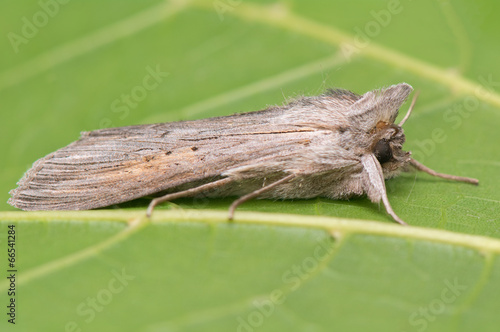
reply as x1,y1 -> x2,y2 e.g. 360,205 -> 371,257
372,120 -> 408,158
356,83 -> 415,176
368,114 -> 414,179
340,83 -> 414,176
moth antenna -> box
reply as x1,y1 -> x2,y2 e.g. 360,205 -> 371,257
410,159 -> 479,185
228,173 -> 297,220
146,177 -> 234,218
398,90 -> 420,126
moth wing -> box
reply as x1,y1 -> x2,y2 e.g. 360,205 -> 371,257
8,131 -> 207,210
8,113 -> 315,210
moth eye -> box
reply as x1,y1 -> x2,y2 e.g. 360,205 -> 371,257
373,139 -> 392,164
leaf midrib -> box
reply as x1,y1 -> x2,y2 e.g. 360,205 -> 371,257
2,209 -> 499,294
2,210 -> 500,254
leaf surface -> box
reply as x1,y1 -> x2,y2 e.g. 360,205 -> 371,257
1,0 -> 499,331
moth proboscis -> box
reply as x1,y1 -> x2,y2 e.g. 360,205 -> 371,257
8,83 -> 478,225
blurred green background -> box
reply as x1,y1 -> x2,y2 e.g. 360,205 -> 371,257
1,0 -> 500,331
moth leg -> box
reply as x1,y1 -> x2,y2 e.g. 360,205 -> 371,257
410,159 -> 479,185
228,173 -> 298,220
380,188 -> 407,226
362,154 -> 408,226
146,177 -> 233,217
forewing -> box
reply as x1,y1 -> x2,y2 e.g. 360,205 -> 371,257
8,110 -> 317,210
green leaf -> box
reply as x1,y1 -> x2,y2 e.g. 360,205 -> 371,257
1,0 -> 499,331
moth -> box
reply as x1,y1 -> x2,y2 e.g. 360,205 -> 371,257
9,83 -> 478,225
